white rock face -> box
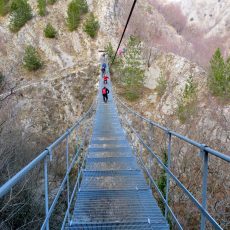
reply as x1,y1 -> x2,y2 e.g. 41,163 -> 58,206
96,0 -> 229,153
0,0 -> 102,146
126,47 -> 229,152
144,65 -> 161,89
164,0 -> 230,37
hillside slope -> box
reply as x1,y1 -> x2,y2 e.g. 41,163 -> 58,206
164,0 -> 230,38
0,0 -> 229,229
0,0 -> 103,189
107,0 -> 229,154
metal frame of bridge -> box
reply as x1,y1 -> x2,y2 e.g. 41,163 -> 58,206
0,61 -> 229,230
67,75 -> 169,229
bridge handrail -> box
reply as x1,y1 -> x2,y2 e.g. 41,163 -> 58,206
41,125 -> 90,230
128,122 -> 221,229
115,95 -> 229,230
0,101 -> 95,198
0,101 -> 96,230
115,96 -> 230,162
0,149 -> 48,198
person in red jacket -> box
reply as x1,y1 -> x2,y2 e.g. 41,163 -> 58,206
102,86 -> 109,103
103,74 -> 109,84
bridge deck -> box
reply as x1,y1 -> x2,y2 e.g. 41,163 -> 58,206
69,78 -> 169,229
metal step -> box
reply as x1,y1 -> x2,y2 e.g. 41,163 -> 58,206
68,77 -> 169,229
68,222 -> 168,230
79,170 -> 149,191
85,157 -> 138,171
71,190 -> 167,224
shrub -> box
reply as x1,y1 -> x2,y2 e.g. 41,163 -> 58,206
109,36 -> 143,98
0,72 -> 4,86
37,0 -> 46,16
67,1 -> 81,31
208,48 -> 230,99
44,23 -> 57,38
76,0 -> 88,14
0,73 -> 4,93
123,87 -> 141,101
183,76 -> 197,101
0,0 -> 10,16
155,72 -> 167,97
225,57 -> 230,98
9,0 -> 32,32
47,0 -> 57,5
83,13 -> 99,38
23,45 -> 42,71
176,76 -> 197,123
66,0 -> 88,31
176,101 -> 196,124
121,36 -> 145,100
105,42 -> 114,64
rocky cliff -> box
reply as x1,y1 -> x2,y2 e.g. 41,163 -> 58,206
0,0 -> 229,229
0,0 -> 100,166
102,0 -> 229,154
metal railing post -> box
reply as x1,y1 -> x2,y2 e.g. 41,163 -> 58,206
149,157 -> 151,187
149,123 -> 154,187
140,143 -> 143,160
165,132 -> 171,218
75,127 -> 79,153
44,156 -> 49,230
77,165 -> 79,191
201,146 -> 209,230
149,123 -> 154,148
66,134 -> 70,225
75,128 -> 80,191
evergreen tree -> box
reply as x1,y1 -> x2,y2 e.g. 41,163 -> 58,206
66,1 -> 80,31
75,0 -> 88,14
9,0 -> 32,32
183,76 -> 197,102
44,23 -> 57,38
208,48 -> 229,97
37,0 -> 46,16
0,0 -> 10,16
105,42 -> 114,65
47,0 -> 57,5
224,57 -> 230,98
66,0 -> 88,31
83,13 -> 99,38
155,72 -> 167,97
0,72 -> 4,86
121,36 -> 145,100
23,46 -> 42,71
176,76 -> 197,123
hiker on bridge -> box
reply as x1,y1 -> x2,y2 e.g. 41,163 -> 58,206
103,74 -> 109,84
102,62 -> 106,70
101,66 -> 106,74
101,62 -> 106,74
102,86 -> 109,103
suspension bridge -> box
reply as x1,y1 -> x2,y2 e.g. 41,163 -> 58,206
0,62 -> 230,230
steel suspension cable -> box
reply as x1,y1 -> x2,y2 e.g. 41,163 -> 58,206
111,0 -> 137,64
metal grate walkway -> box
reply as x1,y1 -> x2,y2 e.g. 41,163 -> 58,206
69,77 -> 169,229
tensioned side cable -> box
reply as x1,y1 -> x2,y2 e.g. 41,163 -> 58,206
111,0 -> 137,64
